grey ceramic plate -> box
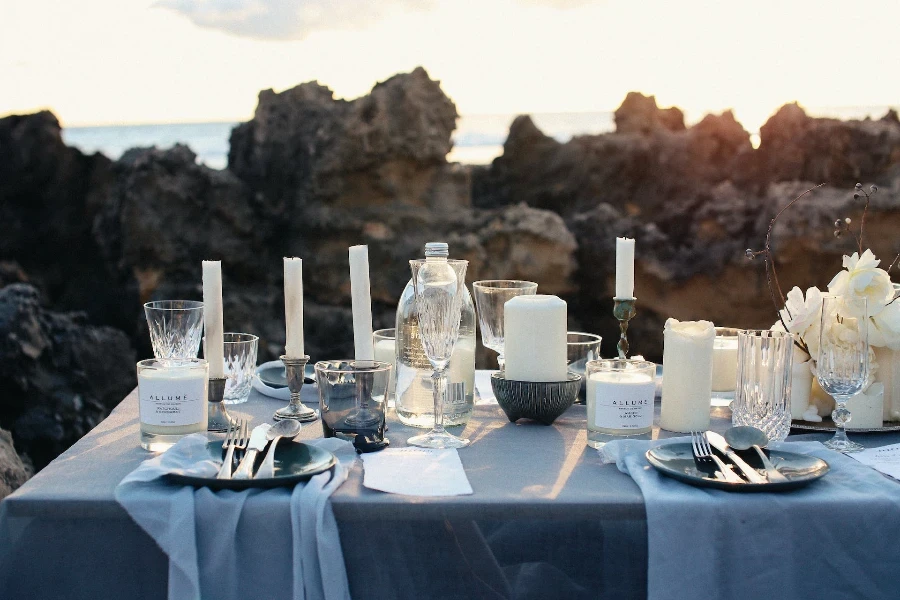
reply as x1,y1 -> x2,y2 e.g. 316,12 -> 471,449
166,440 -> 336,490
257,363 -> 315,388
646,442 -> 829,492
791,418 -> 900,433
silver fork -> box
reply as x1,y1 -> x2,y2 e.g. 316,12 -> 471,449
217,420 -> 247,480
691,431 -> 744,483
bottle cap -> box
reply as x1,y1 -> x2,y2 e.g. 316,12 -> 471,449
424,242 -> 449,257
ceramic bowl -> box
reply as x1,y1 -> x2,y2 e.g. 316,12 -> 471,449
490,371 -> 582,425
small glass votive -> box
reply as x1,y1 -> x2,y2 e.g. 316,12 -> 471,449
585,359 -> 656,448
711,327 -> 740,407
372,328 -> 397,406
315,360 -> 392,444
137,358 -> 209,451
567,332 -> 602,403
144,300 -> 204,359
222,332 -> 259,404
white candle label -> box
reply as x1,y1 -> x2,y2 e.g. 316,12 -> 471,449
139,376 -> 206,427
592,380 -> 654,430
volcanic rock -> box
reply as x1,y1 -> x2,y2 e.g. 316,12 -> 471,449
0,284 -> 136,469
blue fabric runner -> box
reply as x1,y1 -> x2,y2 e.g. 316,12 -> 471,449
114,434 -> 356,600
601,438 -> 900,600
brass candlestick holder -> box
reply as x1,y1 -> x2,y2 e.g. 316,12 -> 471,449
275,355 -> 319,422
207,377 -> 233,432
613,297 -> 637,359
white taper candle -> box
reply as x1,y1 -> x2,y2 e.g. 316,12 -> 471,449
349,245 -> 374,361
615,237 -> 635,299
202,260 -> 225,378
284,257 -> 304,357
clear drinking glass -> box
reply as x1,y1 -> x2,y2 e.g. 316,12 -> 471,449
472,280 -> 538,369
711,327 -> 741,406
373,328 -> 397,405
567,332 -> 602,403
222,333 -> 258,404
817,295 -> 868,452
316,360 -> 391,443
144,300 -> 205,359
733,329 -> 794,441
408,247 -> 470,449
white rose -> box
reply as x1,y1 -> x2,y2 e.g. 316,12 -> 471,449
778,286 -> 822,337
869,300 -> 900,349
828,249 -> 894,315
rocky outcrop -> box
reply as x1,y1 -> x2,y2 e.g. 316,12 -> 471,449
0,284 -> 136,469
753,104 -> 900,188
0,428 -> 32,499
472,93 -> 753,218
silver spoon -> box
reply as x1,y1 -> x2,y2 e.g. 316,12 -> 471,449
255,419 -> 302,479
723,426 -> 788,482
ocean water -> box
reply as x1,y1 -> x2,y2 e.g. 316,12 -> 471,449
61,106 -> 894,169
61,112 -> 615,169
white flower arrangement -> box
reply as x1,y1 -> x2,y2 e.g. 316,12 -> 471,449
748,184 -> 900,421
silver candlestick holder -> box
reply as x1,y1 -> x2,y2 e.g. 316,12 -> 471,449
613,297 -> 637,359
275,355 -> 319,422
207,377 -> 233,432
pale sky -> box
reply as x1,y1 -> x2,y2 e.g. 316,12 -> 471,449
1,0 -> 898,132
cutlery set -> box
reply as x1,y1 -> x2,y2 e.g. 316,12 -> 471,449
217,420 -> 302,480
690,430 -> 776,483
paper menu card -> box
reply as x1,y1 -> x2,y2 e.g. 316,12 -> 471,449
850,443 -> 900,481
361,447 -> 473,497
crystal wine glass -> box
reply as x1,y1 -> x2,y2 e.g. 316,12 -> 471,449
472,280 -> 538,369
816,295 -> 868,452
408,244 -> 470,449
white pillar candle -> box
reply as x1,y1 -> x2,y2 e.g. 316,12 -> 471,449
660,318 -> 715,432
874,346 -> 900,421
202,260 -> 225,378
349,245 -> 374,361
847,383 -> 884,429
711,336 -> 738,392
284,257 -> 305,357
615,237 -> 635,299
790,359 -> 814,420
503,295 -> 568,382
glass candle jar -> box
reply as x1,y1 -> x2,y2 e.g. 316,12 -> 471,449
137,358 -> 209,451
586,359 -> 656,448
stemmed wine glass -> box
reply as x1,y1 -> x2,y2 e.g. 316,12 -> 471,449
816,295 -> 868,452
408,244 -> 470,449
472,280 -> 538,370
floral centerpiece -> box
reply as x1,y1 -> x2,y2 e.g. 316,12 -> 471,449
748,184 -> 900,423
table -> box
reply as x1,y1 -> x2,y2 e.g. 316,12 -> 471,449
2,378 -> 899,600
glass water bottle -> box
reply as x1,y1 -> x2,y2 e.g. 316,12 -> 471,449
395,253 -> 476,428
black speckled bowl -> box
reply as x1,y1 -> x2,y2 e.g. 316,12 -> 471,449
490,372 -> 582,425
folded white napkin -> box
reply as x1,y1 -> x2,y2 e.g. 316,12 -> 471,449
115,433 -> 356,600
361,447 -> 473,497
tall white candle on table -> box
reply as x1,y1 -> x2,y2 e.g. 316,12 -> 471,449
202,260 -> 225,378
711,335 -> 738,392
847,383 -> 884,429
284,257 -> 305,357
790,359 -> 814,419
503,295 -> 567,382
660,318 -> 715,432
349,245 -> 374,361
615,237 -> 635,299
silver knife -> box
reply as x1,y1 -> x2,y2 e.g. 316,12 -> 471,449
705,431 -> 768,484
232,424 -> 271,480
